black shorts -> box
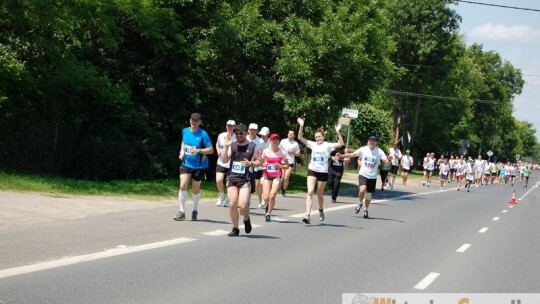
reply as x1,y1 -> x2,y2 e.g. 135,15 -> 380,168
358,175 -> 377,193
308,169 -> 328,182
402,169 -> 410,173
253,170 -> 263,180
180,166 -> 205,181
216,164 -> 229,173
450,168 -> 456,173
226,179 -> 250,188
390,165 -> 399,174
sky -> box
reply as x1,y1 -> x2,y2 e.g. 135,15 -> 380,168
450,0 -> 540,141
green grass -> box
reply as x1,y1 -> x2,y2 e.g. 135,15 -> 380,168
0,169 -> 354,200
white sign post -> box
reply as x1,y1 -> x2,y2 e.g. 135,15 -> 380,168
341,108 -> 359,119
341,108 -> 358,151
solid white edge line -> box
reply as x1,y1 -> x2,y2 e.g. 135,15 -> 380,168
414,272 -> 440,290
456,243 -> 471,253
0,238 -> 197,279
492,217 -> 500,221
479,227 -> 488,233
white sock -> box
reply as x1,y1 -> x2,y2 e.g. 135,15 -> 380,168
192,193 -> 201,211
219,192 -> 225,200
179,191 -> 187,213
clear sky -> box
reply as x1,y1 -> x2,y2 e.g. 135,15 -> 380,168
450,0 -> 540,141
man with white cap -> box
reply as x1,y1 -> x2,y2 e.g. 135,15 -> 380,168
215,119 -> 236,207
279,130 -> 301,196
247,123 -> 265,208
256,126 -> 271,208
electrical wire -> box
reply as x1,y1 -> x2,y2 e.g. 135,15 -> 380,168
455,0 -> 540,13
383,89 -> 502,104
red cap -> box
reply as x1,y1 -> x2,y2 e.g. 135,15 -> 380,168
269,133 -> 280,140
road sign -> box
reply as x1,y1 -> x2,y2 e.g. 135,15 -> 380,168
487,150 -> 493,157
341,108 -> 359,119
459,147 -> 468,156
338,117 -> 351,126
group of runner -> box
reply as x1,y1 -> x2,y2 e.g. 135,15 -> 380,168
419,153 -> 533,192
174,112 -> 534,236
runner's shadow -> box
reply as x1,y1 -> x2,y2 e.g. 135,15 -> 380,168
309,223 -> 363,230
363,217 -> 405,223
194,219 -> 230,224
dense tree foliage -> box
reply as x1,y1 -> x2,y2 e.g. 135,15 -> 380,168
1,0 -> 537,180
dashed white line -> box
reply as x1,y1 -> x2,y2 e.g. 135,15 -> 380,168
509,206 -> 514,209
202,229 -> 229,236
0,238 -> 197,279
414,272 -> 440,290
456,243 -> 471,253
492,217 -> 500,221
502,210 -> 508,213
479,227 -> 488,233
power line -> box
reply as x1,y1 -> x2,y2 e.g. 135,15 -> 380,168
383,89 -> 501,104
455,0 -> 540,13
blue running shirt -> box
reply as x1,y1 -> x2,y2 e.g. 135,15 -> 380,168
181,127 -> 212,169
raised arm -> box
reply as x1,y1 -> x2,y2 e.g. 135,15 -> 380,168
296,117 -> 308,146
333,124 -> 344,148
220,134 -> 233,164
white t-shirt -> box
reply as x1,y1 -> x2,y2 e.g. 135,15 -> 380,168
401,155 -> 413,170
279,139 -> 300,164
474,159 -> 485,172
449,159 -> 457,169
354,146 -> 387,179
427,158 -> 435,170
439,163 -> 450,176
248,135 -> 264,171
455,163 -> 465,176
388,147 -> 402,166
216,132 -> 236,168
306,141 -> 335,173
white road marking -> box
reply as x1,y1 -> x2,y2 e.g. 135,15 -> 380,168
479,227 -> 488,233
0,238 -> 197,279
509,206 -> 514,209
414,272 -> 440,290
456,243 -> 471,253
492,217 -> 500,221
502,210 -> 508,213
202,229 -> 229,236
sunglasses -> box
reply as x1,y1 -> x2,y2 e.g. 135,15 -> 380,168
235,132 -> 246,136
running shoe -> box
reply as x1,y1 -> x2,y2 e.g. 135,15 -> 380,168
257,201 -> 267,209
281,189 -> 286,197
302,215 -> 310,224
216,197 -> 224,207
423,182 -> 425,186
355,203 -> 363,214
319,210 -> 325,222
243,217 -> 252,234
331,199 -> 337,204
222,199 -> 230,207
228,228 -> 240,237
173,212 -> 185,221
265,214 -> 271,222
363,210 -> 369,219
191,210 -> 198,221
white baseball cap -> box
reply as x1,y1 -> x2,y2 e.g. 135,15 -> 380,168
259,127 -> 270,136
248,123 -> 258,130
226,120 -> 236,125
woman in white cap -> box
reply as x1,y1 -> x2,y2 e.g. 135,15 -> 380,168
297,117 -> 344,224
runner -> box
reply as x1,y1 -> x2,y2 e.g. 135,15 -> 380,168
455,156 -> 465,191
261,133 -> 289,222
439,157 -> 450,189
473,155 -> 485,187
335,135 -> 387,219
422,153 -> 430,186
401,149 -> 413,186
509,163 -> 518,186
499,162 -> 506,184
296,117 -> 344,224
279,130 -> 301,196
388,143 -> 402,190
449,155 -> 457,183
221,124 -> 262,236
482,161 -> 491,186
247,123 -> 265,208
523,165 -> 531,188
426,153 -> 436,187
465,159 -> 474,192
490,161 -> 497,184
328,147 -> 347,203
379,158 -> 390,191
174,113 -> 214,221
215,120 -> 236,207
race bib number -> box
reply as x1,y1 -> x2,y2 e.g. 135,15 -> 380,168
267,164 -> 280,172
363,156 -> 376,168
312,156 -> 325,162
184,145 -> 197,155
231,161 -> 246,174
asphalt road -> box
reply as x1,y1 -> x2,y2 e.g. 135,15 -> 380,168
1,175 -> 538,303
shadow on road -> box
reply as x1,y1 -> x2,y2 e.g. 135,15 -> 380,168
243,234 -> 281,239
194,219 -> 230,224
